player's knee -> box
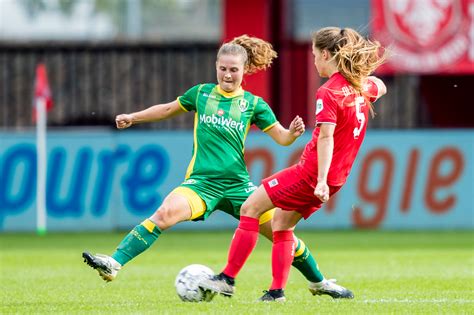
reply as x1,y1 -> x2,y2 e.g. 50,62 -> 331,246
271,217 -> 282,230
271,214 -> 292,231
240,201 -> 251,216
153,205 -> 176,230
240,200 -> 259,217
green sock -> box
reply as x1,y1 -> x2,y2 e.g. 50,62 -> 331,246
111,219 -> 161,266
292,238 -> 324,283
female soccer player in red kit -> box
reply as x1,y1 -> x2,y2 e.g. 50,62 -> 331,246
200,27 -> 387,301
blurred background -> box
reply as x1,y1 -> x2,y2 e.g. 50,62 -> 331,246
0,0 -> 473,232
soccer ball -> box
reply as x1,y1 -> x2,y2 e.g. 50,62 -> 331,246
175,264 -> 215,302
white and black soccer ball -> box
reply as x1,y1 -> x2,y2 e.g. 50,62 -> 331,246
175,264 -> 215,302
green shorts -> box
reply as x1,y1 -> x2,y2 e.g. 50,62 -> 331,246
172,177 -> 274,224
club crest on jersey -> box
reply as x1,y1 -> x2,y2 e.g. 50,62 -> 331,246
238,99 -> 249,112
316,99 -> 324,115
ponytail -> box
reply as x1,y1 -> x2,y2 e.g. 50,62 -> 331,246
217,35 -> 277,74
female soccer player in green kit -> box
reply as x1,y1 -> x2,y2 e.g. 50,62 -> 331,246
83,35 -> 331,296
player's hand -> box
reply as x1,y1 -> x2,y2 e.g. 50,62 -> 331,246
289,115 -> 305,137
115,114 -> 134,129
314,182 -> 330,202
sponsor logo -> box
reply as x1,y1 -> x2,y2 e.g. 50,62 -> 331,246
217,109 -> 225,116
202,93 -> 217,99
316,99 -> 324,115
183,179 -> 196,185
199,114 -> 245,131
244,186 -> 257,193
268,178 -> 279,188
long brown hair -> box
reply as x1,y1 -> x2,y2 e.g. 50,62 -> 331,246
312,27 -> 386,93
217,35 -> 277,74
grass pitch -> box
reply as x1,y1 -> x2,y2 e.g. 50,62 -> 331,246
1,230 -> 473,314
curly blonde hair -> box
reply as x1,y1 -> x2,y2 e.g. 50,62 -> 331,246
217,35 -> 277,74
312,27 -> 386,92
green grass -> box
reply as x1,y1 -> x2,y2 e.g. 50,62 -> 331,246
1,231 -> 473,314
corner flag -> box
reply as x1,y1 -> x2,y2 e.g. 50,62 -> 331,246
34,63 -> 53,235
33,63 -> 54,122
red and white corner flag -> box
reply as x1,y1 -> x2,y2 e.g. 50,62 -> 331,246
32,63 -> 53,122
34,63 -> 53,235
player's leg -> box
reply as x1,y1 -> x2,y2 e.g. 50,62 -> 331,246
226,180 -> 327,288
83,188 -> 198,282
257,166 -> 353,300
260,213 -> 352,300
222,184 -> 274,277
259,211 -> 325,285
258,208 -> 302,302
302,185 -> 354,299
111,191 -> 192,263
199,185 -> 274,296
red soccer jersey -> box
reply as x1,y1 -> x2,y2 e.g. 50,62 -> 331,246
297,72 -> 380,186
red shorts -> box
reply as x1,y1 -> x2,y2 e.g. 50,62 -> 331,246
262,165 -> 342,219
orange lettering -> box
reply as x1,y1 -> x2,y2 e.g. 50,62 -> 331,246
353,149 -> 394,228
286,147 -> 304,167
245,148 -> 274,179
400,149 -> 419,212
424,148 -> 463,213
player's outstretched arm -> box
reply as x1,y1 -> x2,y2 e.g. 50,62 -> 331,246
115,100 -> 185,129
265,115 -> 305,146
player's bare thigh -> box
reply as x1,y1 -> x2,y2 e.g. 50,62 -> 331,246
149,192 -> 192,231
240,185 -> 275,219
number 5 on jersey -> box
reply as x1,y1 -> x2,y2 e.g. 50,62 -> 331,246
353,96 -> 365,139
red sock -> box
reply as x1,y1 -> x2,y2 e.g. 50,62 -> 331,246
270,230 -> 295,290
222,216 -> 259,278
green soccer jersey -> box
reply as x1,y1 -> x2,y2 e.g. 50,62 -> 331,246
177,83 -> 278,181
